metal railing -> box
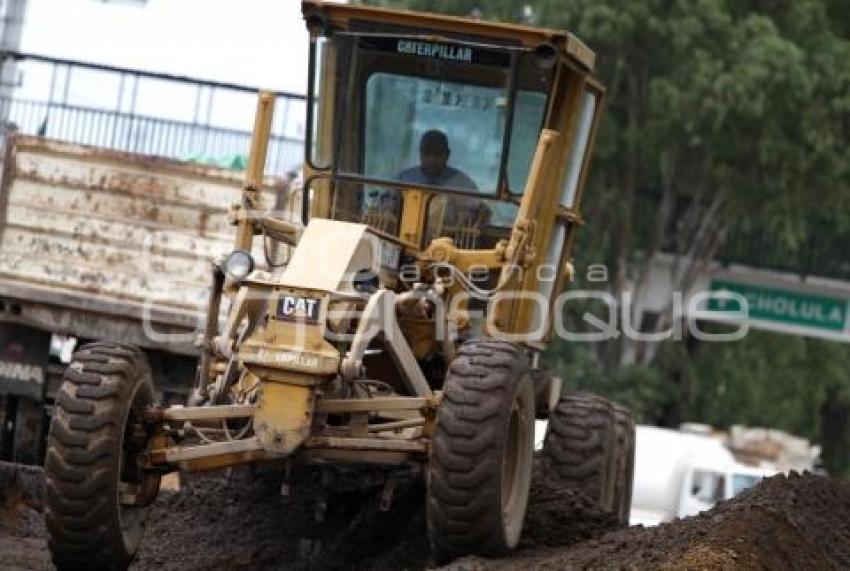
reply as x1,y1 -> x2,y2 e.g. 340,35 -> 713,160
0,51 -> 306,175
0,96 -> 303,175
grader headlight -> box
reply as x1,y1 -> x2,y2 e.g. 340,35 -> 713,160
223,249 -> 255,281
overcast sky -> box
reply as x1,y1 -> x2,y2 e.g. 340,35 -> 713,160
19,0 -> 313,94
12,0 -> 343,134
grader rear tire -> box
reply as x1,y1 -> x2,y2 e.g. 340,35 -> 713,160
45,343 -> 159,571
611,403 -> 636,524
541,393 -> 618,511
427,340 -> 534,562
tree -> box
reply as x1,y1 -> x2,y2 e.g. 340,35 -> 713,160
547,0 -> 848,362
544,0 -> 850,473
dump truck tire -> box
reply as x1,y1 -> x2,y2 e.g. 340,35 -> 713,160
612,402 -> 636,524
542,393 -> 618,511
427,340 -> 534,562
44,342 -> 158,571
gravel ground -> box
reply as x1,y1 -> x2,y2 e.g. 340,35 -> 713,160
1,460 -> 849,570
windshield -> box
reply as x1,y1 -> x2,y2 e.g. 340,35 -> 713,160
365,73 -> 502,192
307,34 -> 553,238
363,74 -> 548,195
731,474 -> 762,496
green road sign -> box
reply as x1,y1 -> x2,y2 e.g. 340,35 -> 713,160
709,280 -> 848,332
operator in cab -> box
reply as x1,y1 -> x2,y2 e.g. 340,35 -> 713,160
397,129 -> 477,191
400,130 -> 491,244
365,130 -> 490,244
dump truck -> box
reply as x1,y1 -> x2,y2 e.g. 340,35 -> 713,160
43,2 -> 635,568
0,132 -> 292,464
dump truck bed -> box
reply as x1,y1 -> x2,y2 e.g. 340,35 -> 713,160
0,134 -> 289,355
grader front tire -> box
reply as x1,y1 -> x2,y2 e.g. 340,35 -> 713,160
427,341 -> 535,562
44,343 -> 158,571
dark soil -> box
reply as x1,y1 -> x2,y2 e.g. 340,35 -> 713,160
132,459 -> 618,571
519,461 -> 620,550
0,462 -> 49,571
462,471 -> 850,571
135,465 -> 433,571
1,460 -> 849,570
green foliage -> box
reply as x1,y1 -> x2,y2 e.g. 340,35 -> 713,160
545,339 -> 673,423
692,334 -> 822,435
543,0 -> 850,476
549,0 -> 849,252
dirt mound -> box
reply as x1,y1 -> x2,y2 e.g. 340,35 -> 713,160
519,460 -> 622,550
464,471 -> 850,570
0,463 -> 848,570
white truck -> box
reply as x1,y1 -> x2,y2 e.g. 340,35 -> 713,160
629,425 -> 777,526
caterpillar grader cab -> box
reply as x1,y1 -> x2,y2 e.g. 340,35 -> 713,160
43,1 -> 635,568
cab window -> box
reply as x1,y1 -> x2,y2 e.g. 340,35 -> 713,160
365,73 -> 504,193
690,469 -> 726,504
424,196 -> 517,250
315,35 -> 556,244
560,89 -> 597,208
331,179 -> 403,235
507,90 -> 548,193
362,73 -> 550,197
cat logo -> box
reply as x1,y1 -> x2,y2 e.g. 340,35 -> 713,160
277,294 -> 321,322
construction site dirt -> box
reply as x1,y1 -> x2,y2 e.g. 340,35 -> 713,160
1,460 -> 849,570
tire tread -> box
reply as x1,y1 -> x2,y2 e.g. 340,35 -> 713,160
542,393 -> 616,506
45,342 -> 153,571
427,340 -> 531,561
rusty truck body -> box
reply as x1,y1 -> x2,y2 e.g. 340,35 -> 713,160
0,133 -> 291,463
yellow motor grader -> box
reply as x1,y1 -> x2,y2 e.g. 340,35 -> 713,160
43,1 -> 634,568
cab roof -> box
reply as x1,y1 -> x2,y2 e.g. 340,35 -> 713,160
301,0 -> 596,71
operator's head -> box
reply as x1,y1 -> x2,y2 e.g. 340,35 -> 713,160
419,129 -> 450,178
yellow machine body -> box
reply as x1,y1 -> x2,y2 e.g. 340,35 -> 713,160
140,0 -> 606,474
